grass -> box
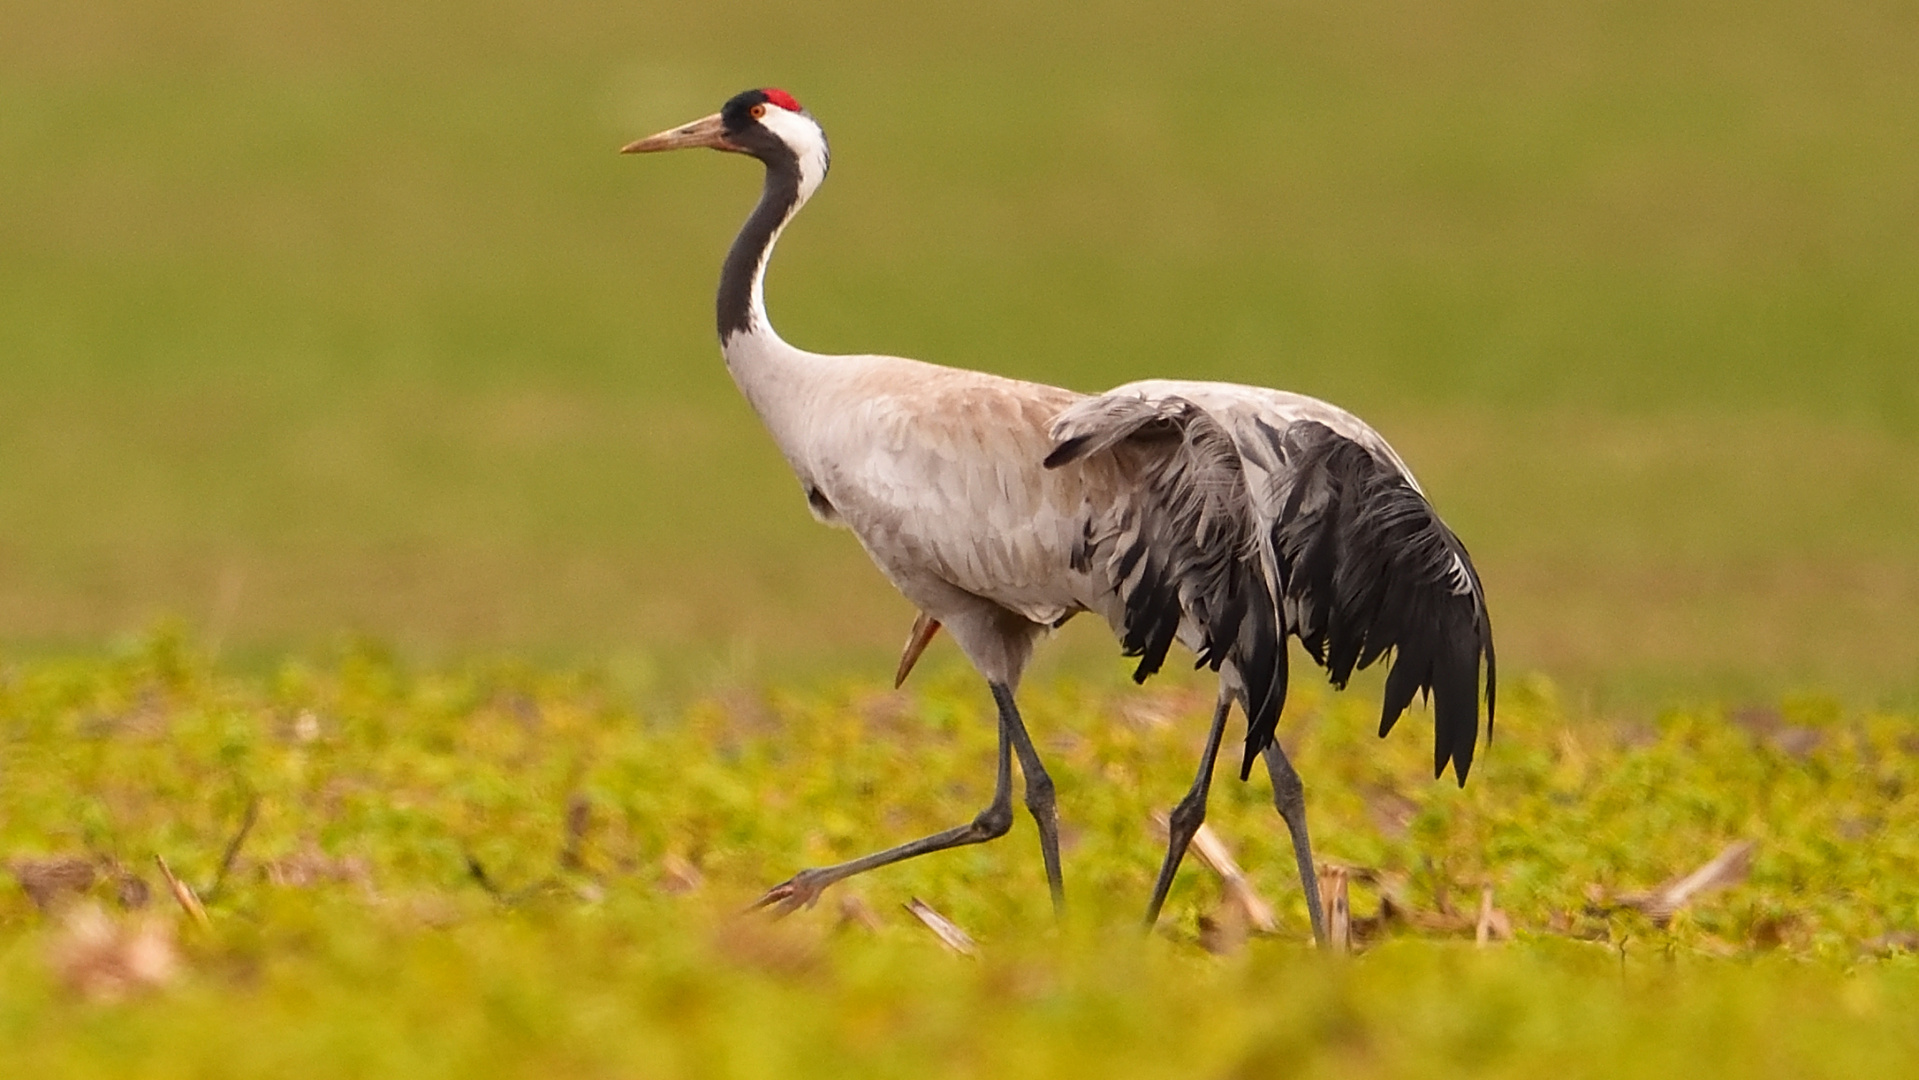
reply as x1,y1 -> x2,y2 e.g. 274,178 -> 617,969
4,636 -> 1919,1077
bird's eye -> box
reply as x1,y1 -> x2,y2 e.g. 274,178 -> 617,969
749,103 -> 767,119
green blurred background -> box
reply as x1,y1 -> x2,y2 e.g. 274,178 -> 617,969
2,0 -> 1915,704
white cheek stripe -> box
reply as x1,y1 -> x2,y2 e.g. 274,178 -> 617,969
758,106 -> 830,204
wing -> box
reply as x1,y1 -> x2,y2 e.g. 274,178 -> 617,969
1057,380 -> 1496,786
1045,394 -> 1288,775
1246,413 -> 1495,786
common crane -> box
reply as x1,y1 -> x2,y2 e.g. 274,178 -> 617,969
624,88 -> 1494,942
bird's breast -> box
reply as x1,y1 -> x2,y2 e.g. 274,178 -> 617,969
793,362 -> 1113,625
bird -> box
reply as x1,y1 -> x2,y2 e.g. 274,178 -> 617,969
623,88 -> 1494,943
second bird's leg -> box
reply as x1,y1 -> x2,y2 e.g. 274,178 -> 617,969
1263,742 -> 1328,945
753,681 -> 1036,915
1142,696 -> 1233,929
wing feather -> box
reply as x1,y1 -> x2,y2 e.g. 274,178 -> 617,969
1047,383 -> 1494,787
1261,419 -> 1494,785
1047,395 -> 1287,775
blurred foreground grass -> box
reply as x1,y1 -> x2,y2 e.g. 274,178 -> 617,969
5,636 -> 1918,1077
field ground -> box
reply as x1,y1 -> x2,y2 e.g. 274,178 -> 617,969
5,0 -> 1919,1074
3,640 -> 1919,1078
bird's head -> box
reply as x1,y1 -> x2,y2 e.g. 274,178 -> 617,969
623,88 -> 829,198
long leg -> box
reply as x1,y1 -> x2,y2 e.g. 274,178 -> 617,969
993,683 -> 1064,914
1262,741 -> 1327,945
754,680 -> 1026,915
1143,695 -> 1233,929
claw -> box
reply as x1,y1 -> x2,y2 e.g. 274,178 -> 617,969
751,870 -> 830,916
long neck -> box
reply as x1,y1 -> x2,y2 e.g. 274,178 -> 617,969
717,151 -> 805,347
713,145 -> 832,465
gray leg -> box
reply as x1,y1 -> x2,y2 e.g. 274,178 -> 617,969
1143,696 -> 1233,929
992,683 -> 1064,914
1262,741 -> 1327,944
753,681 -> 1025,915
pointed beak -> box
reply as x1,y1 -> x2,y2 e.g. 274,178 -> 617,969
621,112 -> 737,154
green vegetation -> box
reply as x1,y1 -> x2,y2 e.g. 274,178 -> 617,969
4,637 -> 1918,1077
4,0 -> 1918,1074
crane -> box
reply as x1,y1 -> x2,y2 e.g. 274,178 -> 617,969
623,88 -> 1494,943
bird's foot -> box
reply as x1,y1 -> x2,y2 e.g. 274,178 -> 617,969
750,868 -> 834,917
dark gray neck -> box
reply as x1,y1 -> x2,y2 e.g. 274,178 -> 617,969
717,148 -> 802,343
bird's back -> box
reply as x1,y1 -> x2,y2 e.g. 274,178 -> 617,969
1103,379 -> 1423,493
